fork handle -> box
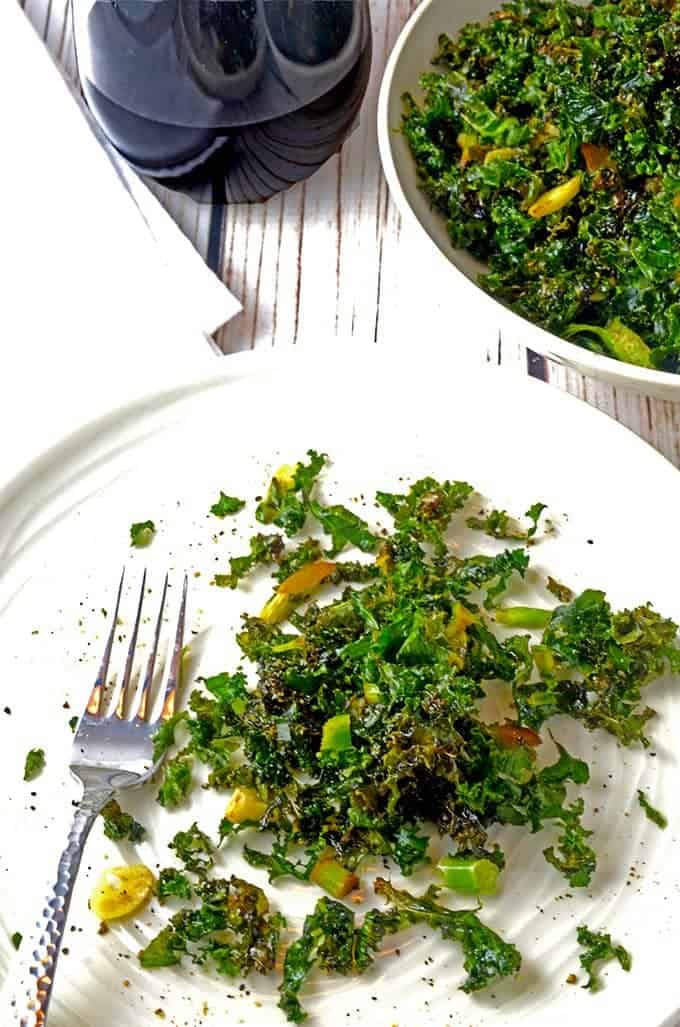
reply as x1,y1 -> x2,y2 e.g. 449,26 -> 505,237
13,786 -> 114,1026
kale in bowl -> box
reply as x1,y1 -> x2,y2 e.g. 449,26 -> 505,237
402,0 -> 680,372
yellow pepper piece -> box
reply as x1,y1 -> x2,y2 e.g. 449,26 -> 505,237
375,545 -> 393,575
484,147 -> 518,164
278,560 -> 337,596
225,787 -> 268,824
446,602 -> 477,640
444,602 -> 477,669
457,132 -> 485,167
529,174 -> 581,218
259,592 -> 293,625
90,864 -> 155,922
273,464 -> 297,491
363,681 -> 383,705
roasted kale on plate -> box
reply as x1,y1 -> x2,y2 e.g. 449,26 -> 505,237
402,0 -> 680,371
137,453 -> 678,1020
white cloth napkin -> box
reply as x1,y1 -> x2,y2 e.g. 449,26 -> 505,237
0,2 -> 241,486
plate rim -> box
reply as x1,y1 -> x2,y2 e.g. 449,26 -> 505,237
1,343 -> 678,565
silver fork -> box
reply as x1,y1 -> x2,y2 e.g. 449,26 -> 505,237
12,569 -> 188,1026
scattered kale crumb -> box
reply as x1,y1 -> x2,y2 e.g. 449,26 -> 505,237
637,790 -> 667,830
210,492 -> 246,518
68,716 -> 78,733
130,520 -> 156,548
547,576 -> 574,603
11,931 -> 22,950
101,799 -> 146,842
23,748 -> 45,782
577,925 -> 631,992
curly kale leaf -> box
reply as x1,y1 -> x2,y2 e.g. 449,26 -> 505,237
140,875 -> 284,978
453,548 -> 530,607
157,753 -> 193,808
210,492 -> 245,518
138,925 -> 186,968
216,533 -> 285,589
466,502 -> 546,541
169,822 -> 214,876
547,576 -> 574,603
524,502 -> 547,538
543,800 -> 596,888
519,590 -> 680,745
373,878 -> 521,993
459,734 -> 596,886
637,790 -> 667,829
392,824 -> 430,876
278,908 -> 320,1023
243,839 -> 324,884
293,450 -> 327,498
309,500 -> 378,556
467,509 -> 526,540
152,711 -> 189,762
256,451 -> 327,536
278,897 -> 365,1023
577,925 -> 632,992
200,670 -> 249,713
100,799 -> 146,843
158,868 -> 194,902
377,477 -> 473,552
23,747 -> 45,781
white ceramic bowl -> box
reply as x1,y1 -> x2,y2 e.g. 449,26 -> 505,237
377,0 -> 680,399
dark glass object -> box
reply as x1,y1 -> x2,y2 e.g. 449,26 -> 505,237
72,0 -> 372,202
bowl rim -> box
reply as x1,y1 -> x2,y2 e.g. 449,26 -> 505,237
376,0 -> 680,393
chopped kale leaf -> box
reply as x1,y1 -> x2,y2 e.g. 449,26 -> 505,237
23,748 -> 45,782
637,790 -> 667,830
210,492 -> 245,518
577,925 -> 632,992
101,799 -> 146,843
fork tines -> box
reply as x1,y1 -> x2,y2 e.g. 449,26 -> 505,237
85,569 -> 187,725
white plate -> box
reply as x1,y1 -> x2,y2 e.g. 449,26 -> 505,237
2,347 -> 680,1027
377,0 -> 680,400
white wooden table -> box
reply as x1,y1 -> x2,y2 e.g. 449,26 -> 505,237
22,0 -> 680,467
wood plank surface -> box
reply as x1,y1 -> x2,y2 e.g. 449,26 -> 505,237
21,0 -> 680,468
